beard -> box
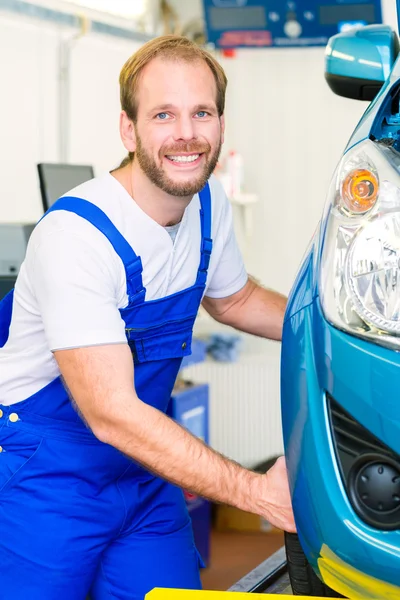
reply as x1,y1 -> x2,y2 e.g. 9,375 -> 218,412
134,128 -> 222,197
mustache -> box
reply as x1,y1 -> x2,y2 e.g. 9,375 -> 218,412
162,141 -> 211,156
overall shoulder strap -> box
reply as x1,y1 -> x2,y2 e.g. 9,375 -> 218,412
197,182 -> 213,285
43,197 -> 143,301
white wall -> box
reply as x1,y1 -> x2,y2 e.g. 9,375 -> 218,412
0,10 -> 141,223
0,0 -> 397,283
218,0 -> 397,297
219,48 -> 365,296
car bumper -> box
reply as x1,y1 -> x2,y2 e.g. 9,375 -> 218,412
318,544 -> 400,598
281,295 -> 400,594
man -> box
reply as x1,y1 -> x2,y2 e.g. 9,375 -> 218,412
0,35 -> 295,599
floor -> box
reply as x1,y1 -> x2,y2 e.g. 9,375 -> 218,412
200,530 -> 285,591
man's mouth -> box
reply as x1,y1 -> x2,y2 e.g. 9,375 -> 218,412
165,153 -> 203,164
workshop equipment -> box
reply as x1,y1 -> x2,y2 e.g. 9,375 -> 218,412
146,591 -> 331,599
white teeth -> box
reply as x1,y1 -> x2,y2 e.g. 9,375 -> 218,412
167,154 -> 200,163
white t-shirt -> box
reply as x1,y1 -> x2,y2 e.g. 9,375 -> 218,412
0,173 -> 247,405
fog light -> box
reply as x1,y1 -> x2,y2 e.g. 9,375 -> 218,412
348,454 -> 400,530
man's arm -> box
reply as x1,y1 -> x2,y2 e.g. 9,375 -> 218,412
202,276 -> 287,341
54,343 -> 295,532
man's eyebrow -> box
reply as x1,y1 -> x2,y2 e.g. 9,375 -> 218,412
149,104 -> 176,113
193,104 -> 217,113
148,103 -> 218,114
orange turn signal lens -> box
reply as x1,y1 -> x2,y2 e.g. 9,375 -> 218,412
341,168 -> 379,214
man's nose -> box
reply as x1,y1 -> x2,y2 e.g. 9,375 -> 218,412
174,115 -> 196,141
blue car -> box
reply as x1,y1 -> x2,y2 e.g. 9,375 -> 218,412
282,6 -> 400,599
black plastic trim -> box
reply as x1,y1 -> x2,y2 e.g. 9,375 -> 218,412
328,394 -> 400,530
325,73 -> 383,101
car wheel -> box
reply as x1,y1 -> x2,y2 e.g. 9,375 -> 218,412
285,532 -> 345,597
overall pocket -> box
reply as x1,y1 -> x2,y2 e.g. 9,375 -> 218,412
128,327 -> 193,363
0,425 -> 43,496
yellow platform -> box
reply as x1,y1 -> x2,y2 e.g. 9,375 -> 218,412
146,590 -> 333,599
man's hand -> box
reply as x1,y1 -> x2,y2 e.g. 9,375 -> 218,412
251,456 -> 296,532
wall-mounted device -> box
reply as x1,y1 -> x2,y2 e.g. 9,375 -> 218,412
0,163 -> 96,300
0,224 -> 35,299
0,224 -> 35,277
203,0 -> 382,48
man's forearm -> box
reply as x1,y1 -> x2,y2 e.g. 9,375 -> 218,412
97,395 -> 295,531
102,397 -> 261,514
57,344 -> 257,509
210,278 -> 287,341
55,344 -> 296,532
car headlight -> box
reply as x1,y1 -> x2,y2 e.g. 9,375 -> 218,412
320,139 -> 400,349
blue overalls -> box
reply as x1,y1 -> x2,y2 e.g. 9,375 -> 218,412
0,183 -> 212,599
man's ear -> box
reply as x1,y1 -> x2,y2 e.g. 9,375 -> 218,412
220,114 -> 225,145
120,111 -> 137,153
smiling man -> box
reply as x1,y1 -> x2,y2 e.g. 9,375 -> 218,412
0,36 -> 294,600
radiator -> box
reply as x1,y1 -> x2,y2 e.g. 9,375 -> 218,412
182,349 -> 284,469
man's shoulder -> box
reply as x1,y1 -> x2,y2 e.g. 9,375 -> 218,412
29,173 -> 123,252
61,172 -> 114,207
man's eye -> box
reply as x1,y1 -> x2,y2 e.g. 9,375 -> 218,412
196,111 -> 208,118
156,113 -> 170,120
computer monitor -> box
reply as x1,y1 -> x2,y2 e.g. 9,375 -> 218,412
37,163 -> 95,212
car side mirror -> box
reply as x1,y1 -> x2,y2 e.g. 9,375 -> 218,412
325,24 -> 400,101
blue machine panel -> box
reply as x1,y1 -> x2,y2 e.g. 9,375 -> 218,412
203,0 -> 383,48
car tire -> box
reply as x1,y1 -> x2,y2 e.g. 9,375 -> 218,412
285,532 -> 345,597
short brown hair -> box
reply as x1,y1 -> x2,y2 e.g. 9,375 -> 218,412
118,35 -> 228,166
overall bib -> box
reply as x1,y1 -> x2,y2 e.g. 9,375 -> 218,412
0,183 -> 212,599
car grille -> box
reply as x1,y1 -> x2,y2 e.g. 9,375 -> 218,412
327,393 -> 400,530
328,394 -> 395,479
